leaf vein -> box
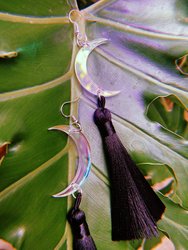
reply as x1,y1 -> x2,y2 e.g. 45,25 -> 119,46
97,48 -> 188,98
0,145 -> 69,200
0,71 -> 72,102
87,15 -> 188,41
0,13 -> 69,24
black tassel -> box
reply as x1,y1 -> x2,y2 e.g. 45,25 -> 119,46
67,193 -> 97,250
94,96 -> 165,241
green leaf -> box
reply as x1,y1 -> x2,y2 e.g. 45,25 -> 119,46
142,231 -> 175,250
147,95 -> 188,139
1,0 -> 188,249
159,195 -> 188,250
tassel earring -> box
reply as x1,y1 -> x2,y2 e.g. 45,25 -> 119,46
94,95 -> 165,240
49,99 -> 97,250
68,9 -> 165,241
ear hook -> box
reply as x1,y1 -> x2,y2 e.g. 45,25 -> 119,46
60,97 -> 81,130
68,9 -> 88,47
69,10 -> 82,25
69,9 -> 81,34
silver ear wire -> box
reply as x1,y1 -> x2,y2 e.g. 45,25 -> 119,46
60,97 -> 80,118
69,9 -> 80,34
69,9 -> 81,23
60,97 -> 82,130
68,9 -> 88,47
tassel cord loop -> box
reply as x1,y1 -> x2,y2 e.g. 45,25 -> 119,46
73,192 -> 82,211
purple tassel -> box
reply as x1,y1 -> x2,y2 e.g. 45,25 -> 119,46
94,96 -> 165,241
67,193 -> 97,250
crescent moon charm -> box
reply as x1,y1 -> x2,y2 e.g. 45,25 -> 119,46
75,38 -> 120,97
49,125 -> 91,197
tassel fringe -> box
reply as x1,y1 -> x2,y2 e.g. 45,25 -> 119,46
94,96 -> 165,241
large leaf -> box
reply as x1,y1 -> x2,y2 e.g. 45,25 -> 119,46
1,0 -> 188,249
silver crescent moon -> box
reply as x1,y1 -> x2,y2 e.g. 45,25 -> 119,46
75,38 -> 120,96
48,125 -> 91,197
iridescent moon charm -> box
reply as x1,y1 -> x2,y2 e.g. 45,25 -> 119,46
75,38 -> 120,96
49,125 -> 91,197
